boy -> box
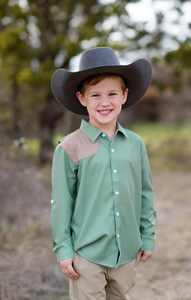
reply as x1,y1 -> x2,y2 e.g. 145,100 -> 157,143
51,47 -> 156,300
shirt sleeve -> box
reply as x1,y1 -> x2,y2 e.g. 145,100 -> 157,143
51,144 -> 77,263
140,144 -> 156,252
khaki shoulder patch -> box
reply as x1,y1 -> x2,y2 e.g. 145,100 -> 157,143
60,130 -> 99,164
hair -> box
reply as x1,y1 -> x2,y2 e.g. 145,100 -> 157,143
78,73 -> 127,95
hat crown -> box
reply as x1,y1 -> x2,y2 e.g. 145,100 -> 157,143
79,47 -> 120,71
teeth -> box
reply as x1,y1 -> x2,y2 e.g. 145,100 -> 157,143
100,110 -> 111,113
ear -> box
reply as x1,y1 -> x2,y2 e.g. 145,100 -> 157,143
122,88 -> 128,105
76,91 -> 87,107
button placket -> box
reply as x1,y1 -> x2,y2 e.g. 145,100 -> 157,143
110,141 -> 121,249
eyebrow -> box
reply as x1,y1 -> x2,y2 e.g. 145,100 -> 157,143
89,89 -> 119,94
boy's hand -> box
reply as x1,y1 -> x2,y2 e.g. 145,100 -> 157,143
139,250 -> 153,262
59,258 -> 79,280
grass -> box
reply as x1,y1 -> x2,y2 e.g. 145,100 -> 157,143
128,122 -> 191,144
127,122 -> 191,171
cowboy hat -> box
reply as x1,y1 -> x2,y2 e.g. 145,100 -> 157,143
51,47 -> 152,115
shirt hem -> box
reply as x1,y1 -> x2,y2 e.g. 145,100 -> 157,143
76,250 -> 135,268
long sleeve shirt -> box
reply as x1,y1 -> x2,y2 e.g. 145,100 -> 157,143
51,119 -> 156,268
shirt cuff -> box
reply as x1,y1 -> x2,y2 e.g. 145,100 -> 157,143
140,233 -> 155,252
53,237 -> 75,263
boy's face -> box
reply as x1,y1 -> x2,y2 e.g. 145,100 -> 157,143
76,77 -> 128,131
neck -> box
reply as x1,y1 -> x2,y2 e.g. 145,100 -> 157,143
89,120 -> 117,141
107,128 -> 117,141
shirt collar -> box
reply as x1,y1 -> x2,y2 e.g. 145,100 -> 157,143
80,119 -> 129,142
80,119 -> 101,142
116,122 -> 129,139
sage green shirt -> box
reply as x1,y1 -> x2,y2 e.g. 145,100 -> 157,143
51,119 -> 156,268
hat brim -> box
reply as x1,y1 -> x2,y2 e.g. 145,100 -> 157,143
51,59 -> 152,115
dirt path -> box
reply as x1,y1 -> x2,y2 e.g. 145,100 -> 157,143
129,168 -> 191,300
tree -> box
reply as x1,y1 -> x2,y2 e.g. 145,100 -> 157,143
165,40 -> 191,72
0,0 -> 190,163
0,0 -> 142,163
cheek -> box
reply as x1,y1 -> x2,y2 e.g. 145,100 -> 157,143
86,104 -> 95,113
88,102 -> 97,110
114,99 -> 124,109
120,97 -> 126,106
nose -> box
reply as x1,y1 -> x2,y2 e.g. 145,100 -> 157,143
100,96 -> 110,106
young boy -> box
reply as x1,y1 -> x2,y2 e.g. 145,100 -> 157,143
51,47 -> 156,300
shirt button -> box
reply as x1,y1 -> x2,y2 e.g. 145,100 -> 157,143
111,149 -> 115,152
116,212 -> 120,216
102,133 -> 106,137
117,234 -> 120,238
115,191 -> 119,195
113,169 -> 117,173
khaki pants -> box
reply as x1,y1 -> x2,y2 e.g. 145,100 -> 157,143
69,252 -> 141,300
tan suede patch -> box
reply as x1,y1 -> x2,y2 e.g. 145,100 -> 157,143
60,130 -> 99,165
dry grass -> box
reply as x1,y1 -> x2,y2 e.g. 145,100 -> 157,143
0,149 -> 69,300
0,144 -> 191,300
129,168 -> 191,300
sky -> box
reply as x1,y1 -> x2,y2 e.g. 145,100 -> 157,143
126,0 -> 191,43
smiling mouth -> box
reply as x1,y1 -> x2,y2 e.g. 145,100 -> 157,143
98,109 -> 113,115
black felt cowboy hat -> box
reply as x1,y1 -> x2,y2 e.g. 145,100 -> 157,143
51,47 -> 152,115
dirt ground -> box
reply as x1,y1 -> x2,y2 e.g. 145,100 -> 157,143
0,150 -> 191,300
129,168 -> 191,300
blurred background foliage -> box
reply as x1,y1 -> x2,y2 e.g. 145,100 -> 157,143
1,1 -> 191,299
0,0 -> 191,164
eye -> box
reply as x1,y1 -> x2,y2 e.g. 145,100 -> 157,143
109,92 -> 117,96
92,94 -> 100,98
